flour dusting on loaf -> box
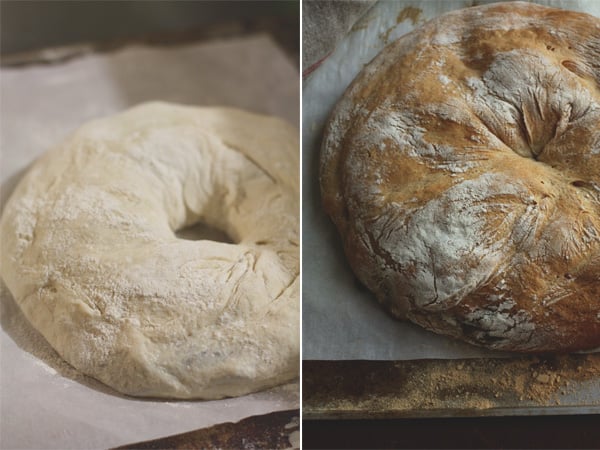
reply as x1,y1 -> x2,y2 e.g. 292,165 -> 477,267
321,2 -> 600,352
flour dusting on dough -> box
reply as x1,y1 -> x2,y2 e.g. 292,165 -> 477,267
0,102 -> 300,399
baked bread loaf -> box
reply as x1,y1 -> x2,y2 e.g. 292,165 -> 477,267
0,102 -> 299,398
320,2 -> 600,352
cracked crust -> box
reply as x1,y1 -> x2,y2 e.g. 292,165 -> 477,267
320,2 -> 600,352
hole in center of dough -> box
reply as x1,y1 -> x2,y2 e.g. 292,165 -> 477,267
175,222 -> 235,243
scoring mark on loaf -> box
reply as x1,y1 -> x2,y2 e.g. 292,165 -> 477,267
463,50 -> 597,161
360,106 -> 485,175
371,172 -> 532,311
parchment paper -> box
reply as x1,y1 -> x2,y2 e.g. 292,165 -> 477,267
302,0 -> 600,360
0,34 -> 299,450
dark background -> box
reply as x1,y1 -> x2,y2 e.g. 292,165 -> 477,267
0,1 -> 299,56
303,415 -> 600,449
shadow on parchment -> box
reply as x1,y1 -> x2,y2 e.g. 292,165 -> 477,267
0,164 -> 29,214
0,280 -> 299,403
0,169 -> 132,399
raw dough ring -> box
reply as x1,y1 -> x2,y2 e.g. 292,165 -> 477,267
321,2 -> 600,352
0,102 -> 299,399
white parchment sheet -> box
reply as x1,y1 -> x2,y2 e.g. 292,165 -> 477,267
0,35 -> 299,450
302,0 -> 600,360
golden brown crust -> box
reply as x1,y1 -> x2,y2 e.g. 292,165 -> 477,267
320,2 -> 600,352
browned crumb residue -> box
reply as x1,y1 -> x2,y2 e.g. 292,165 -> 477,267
351,15 -> 374,33
396,6 -> 423,26
435,355 -> 600,407
303,354 -> 600,417
380,6 -> 423,45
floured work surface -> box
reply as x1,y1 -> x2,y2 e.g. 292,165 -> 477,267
0,34 -> 299,449
302,0 -> 600,416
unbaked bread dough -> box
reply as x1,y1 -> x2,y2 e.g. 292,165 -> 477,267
0,102 -> 299,399
321,2 -> 600,352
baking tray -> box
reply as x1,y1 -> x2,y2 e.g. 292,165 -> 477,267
114,409 -> 299,450
302,0 -> 600,419
303,355 -> 600,419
